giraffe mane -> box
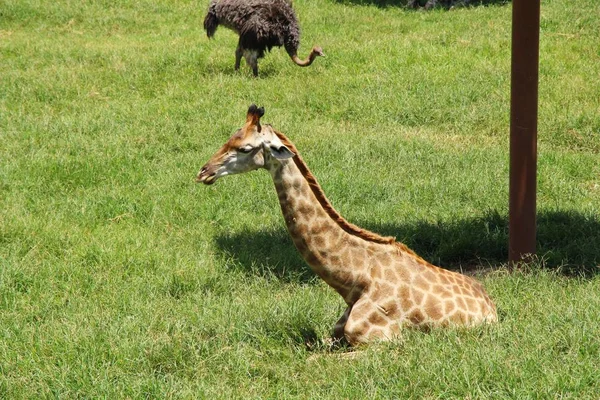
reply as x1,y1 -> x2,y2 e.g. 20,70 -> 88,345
273,130 -> 420,249
269,129 -> 436,269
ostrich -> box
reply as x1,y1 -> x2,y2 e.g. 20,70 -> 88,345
203,0 -> 324,77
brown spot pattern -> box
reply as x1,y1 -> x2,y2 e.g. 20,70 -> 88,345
412,288 -> 425,306
409,309 -> 425,325
384,268 -> 397,282
368,311 -> 387,326
424,295 -> 443,320
261,129 -> 498,343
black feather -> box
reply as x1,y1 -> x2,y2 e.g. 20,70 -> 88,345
203,2 -> 219,38
203,0 -> 301,59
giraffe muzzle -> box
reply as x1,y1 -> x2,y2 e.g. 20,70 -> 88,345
198,174 -> 216,185
196,166 -> 217,185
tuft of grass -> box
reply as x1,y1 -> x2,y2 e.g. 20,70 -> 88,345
1,0 -> 599,397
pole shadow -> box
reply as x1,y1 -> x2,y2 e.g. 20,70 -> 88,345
214,209 -> 600,281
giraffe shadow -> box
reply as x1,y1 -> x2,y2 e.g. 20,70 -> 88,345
215,228 -> 316,283
214,209 -> 600,281
364,209 -> 600,277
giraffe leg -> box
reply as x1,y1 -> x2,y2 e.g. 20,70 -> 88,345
343,297 -> 400,346
342,299 -> 373,346
243,50 -> 259,77
332,306 -> 351,344
424,0 -> 438,9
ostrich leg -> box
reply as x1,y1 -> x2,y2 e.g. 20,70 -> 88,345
235,42 -> 243,71
243,50 -> 259,77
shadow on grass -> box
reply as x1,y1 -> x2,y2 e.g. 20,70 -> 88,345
215,209 -> 600,281
369,209 -> 600,276
333,0 -> 510,9
216,227 -> 314,283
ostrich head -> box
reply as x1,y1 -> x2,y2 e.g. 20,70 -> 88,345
311,46 -> 325,58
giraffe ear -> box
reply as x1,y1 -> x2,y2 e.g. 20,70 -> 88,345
268,143 -> 294,160
263,128 -> 294,160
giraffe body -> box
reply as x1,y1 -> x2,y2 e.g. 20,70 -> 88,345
197,105 -> 497,346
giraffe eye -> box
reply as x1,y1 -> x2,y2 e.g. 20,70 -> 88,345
238,146 -> 253,154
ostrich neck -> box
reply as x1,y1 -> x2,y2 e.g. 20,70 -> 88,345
291,53 -> 316,67
268,156 -> 379,303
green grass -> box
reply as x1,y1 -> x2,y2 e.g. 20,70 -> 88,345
1,0 -> 599,397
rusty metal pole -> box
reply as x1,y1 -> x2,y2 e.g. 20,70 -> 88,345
509,0 -> 541,264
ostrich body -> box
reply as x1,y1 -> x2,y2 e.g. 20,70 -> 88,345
203,0 -> 324,76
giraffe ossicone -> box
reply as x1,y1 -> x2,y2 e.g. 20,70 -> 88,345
197,105 -> 497,346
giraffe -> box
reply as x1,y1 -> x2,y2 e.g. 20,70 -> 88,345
196,105 -> 497,346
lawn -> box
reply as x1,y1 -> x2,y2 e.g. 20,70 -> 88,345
1,0 -> 599,397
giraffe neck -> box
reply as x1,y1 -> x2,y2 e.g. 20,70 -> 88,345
269,159 -> 353,300
266,134 -> 395,304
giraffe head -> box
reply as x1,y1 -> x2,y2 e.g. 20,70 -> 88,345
196,105 -> 295,185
